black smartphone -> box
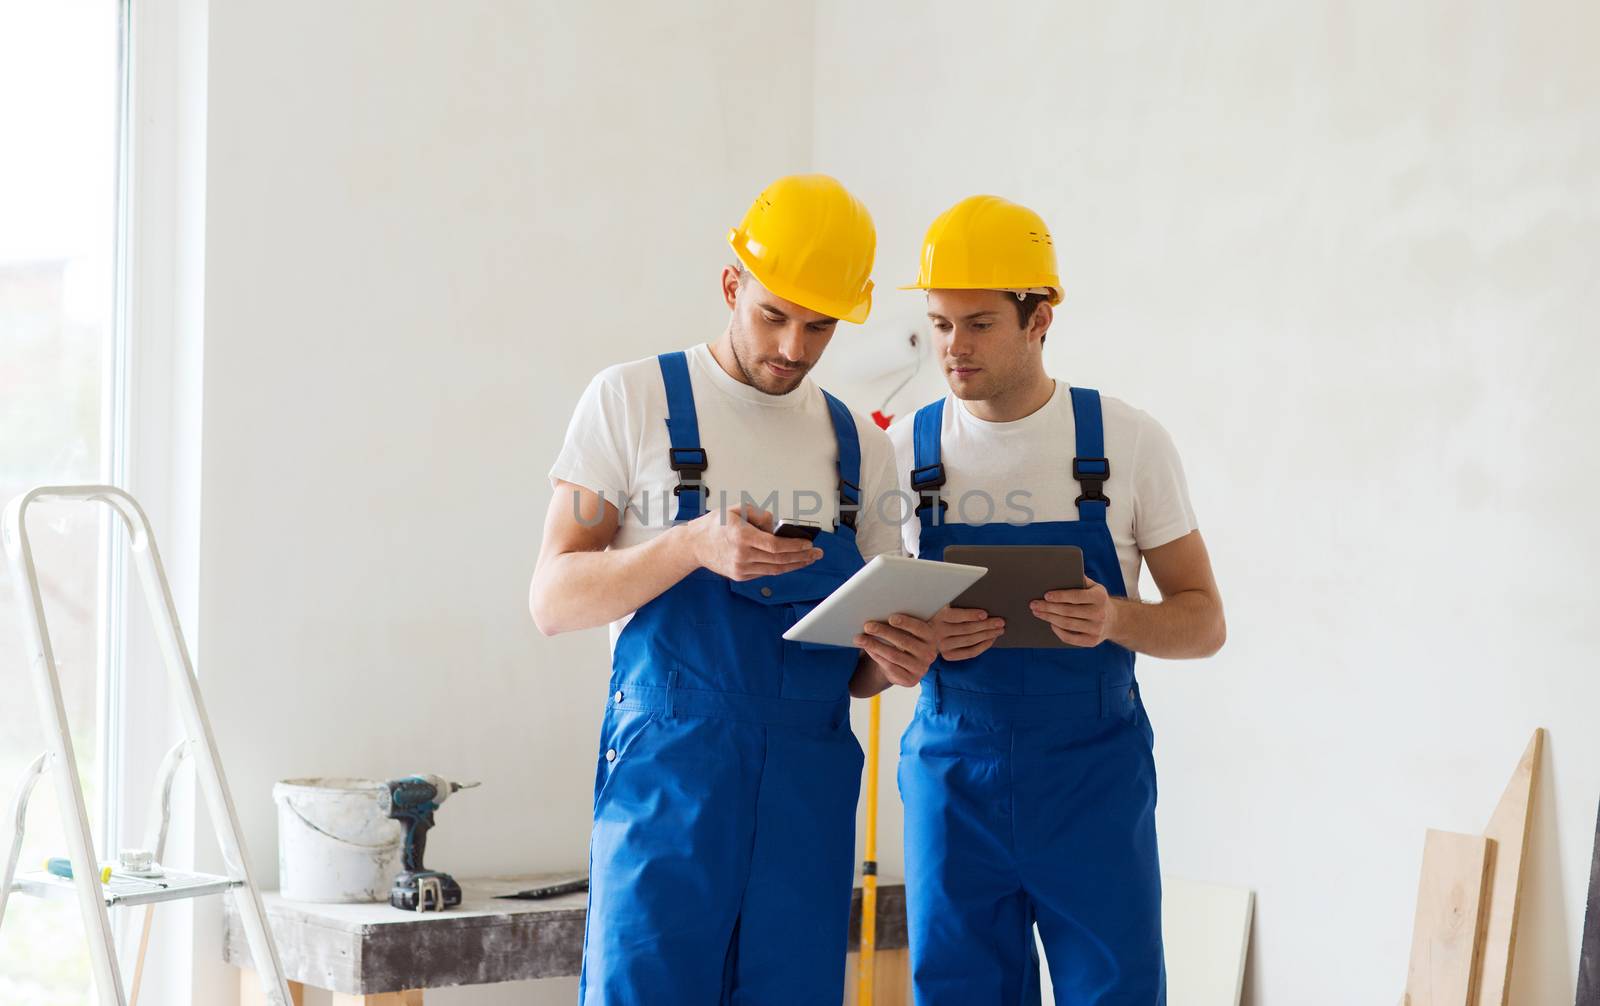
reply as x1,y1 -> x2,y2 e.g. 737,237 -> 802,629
773,519 -> 822,541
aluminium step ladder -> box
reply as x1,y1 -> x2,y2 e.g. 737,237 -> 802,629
0,485 -> 292,1005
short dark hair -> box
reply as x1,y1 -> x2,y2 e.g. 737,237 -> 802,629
1013,292 -> 1049,344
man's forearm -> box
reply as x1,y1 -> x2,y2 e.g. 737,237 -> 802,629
849,654 -> 892,698
531,526 -> 700,635
1108,589 -> 1225,659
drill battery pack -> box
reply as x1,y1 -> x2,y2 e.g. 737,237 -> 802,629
389,869 -> 463,911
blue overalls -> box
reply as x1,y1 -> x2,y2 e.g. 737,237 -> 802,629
580,351 -> 868,1005
898,388 -> 1164,1005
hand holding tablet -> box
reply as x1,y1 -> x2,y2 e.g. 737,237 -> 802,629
943,545 -> 1088,649
781,555 -> 987,648
781,547 -> 1096,653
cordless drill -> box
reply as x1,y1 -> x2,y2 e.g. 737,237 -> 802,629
378,775 -> 479,911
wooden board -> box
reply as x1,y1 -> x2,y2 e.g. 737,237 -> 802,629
1162,877 -> 1253,1006
332,992 -> 423,1006
1578,798 -> 1600,1006
238,970 -> 304,1006
1472,728 -> 1544,1006
1405,829 -> 1492,1005
843,947 -> 910,1006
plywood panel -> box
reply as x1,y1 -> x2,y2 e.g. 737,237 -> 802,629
1472,729 -> 1543,1005
1405,829 -> 1491,1006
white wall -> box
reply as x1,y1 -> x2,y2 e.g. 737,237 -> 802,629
813,1 -> 1600,1003
184,2 -> 1600,1003
195,3 -> 813,1002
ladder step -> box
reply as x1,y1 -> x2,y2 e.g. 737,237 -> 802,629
9,868 -> 242,908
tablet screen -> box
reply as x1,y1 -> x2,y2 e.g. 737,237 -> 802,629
944,545 -> 1085,649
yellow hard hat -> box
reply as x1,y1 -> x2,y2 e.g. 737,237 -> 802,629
728,174 -> 876,324
902,195 -> 1063,304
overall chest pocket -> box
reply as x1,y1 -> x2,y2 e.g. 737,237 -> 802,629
727,532 -> 862,699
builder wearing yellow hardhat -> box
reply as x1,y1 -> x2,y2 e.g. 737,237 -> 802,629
866,195 -> 1226,1003
531,174 -> 939,1005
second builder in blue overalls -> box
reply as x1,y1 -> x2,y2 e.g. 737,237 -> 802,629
868,195 -> 1229,1005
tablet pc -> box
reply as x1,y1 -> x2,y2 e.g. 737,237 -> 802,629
943,545 -> 1086,649
781,555 -> 988,648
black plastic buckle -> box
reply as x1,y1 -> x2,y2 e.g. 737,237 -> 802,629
1073,455 -> 1110,506
1072,456 -> 1109,481
910,463 -> 947,517
836,478 -> 861,531
668,447 -> 708,474
910,462 -> 946,491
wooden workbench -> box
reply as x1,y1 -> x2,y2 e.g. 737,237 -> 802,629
224,874 -> 908,1005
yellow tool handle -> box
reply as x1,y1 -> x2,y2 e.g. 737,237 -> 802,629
858,693 -> 881,1005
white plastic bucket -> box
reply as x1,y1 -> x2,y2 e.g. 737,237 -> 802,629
273,777 -> 402,903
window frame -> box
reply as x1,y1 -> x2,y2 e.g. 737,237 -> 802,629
105,0 -> 211,1000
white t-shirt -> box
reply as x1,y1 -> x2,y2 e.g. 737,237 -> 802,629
549,343 -> 904,648
886,382 -> 1198,598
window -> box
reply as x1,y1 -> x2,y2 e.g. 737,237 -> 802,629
0,2 -> 128,1003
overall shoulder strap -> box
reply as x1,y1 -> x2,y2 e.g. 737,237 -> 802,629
1069,386 -> 1110,522
657,352 -> 708,521
910,398 -> 948,531
820,390 -> 862,533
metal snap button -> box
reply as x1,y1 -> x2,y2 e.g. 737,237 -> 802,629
605,748 -> 617,762
760,586 -> 773,597
614,690 -> 624,704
